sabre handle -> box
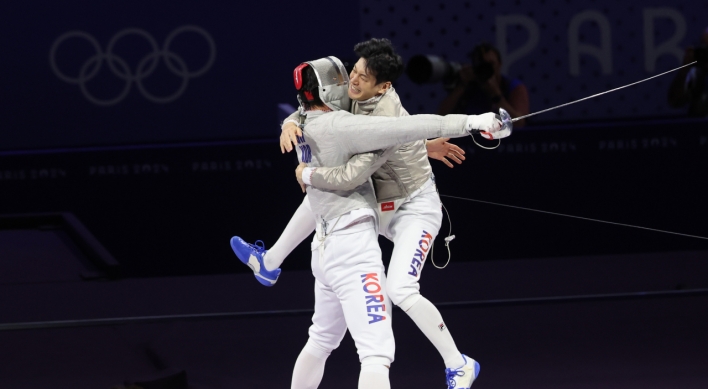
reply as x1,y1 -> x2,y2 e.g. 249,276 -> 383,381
477,108 -> 513,140
465,111 -> 513,140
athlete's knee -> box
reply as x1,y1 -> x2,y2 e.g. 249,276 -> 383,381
361,356 -> 392,369
394,292 -> 422,311
304,337 -> 336,359
307,323 -> 346,353
359,356 -> 391,388
386,275 -> 420,307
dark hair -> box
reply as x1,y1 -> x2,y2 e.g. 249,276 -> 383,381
353,38 -> 405,84
297,65 -> 324,110
468,42 -> 502,65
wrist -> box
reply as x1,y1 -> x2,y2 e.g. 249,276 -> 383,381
302,167 -> 315,185
282,119 -> 298,130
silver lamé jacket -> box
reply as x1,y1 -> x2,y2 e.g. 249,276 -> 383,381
284,88 -> 432,202
291,110 -> 468,222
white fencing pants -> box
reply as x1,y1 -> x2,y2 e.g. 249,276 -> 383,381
306,217 -> 395,365
382,180 -> 443,307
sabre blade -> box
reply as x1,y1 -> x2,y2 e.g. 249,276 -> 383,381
511,61 -> 698,122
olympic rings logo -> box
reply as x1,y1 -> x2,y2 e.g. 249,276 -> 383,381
49,25 -> 216,106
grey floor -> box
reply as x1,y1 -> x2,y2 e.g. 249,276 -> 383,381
1,240 -> 707,388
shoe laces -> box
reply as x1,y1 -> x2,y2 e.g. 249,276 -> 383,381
250,240 -> 267,255
445,367 -> 465,389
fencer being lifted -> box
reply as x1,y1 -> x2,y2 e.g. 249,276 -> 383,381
229,47 -> 508,389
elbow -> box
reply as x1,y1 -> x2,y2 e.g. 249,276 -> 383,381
345,171 -> 375,190
338,183 -> 360,191
342,179 -> 368,191
325,178 -> 365,191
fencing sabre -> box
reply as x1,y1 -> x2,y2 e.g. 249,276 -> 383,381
495,61 -> 699,135
473,61 -> 707,239
434,61 -> 706,269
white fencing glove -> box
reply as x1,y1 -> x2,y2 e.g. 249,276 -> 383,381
465,112 -> 509,140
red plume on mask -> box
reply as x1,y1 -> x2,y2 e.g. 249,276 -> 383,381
294,63 -> 314,101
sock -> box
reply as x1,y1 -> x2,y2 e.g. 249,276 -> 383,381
291,340 -> 330,389
358,363 -> 390,389
264,197 -> 316,271
404,296 -> 465,369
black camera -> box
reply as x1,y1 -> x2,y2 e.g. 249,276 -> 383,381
471,61 -> 494,83
406,55 -> 462,86
406,54 -> 495,87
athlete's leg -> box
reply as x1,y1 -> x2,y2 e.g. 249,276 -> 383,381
324,219 -> 394,389
291,280 -> 347,387
264,196 -> 316,271
291,339 -> 331,389
385,187 -> 467,370
358,357 -> 391,389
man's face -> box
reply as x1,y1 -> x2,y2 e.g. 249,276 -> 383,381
348,58 -> 390,101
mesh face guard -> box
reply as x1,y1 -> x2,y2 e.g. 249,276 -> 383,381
305,56 -> 351,111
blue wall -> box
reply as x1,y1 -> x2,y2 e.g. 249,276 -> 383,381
361,0 -> 706,120
3,1 -> 705,151
0,1 -> 360,150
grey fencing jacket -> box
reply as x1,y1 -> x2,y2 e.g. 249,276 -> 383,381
285,88 -> 433,202
293,110 -> 468,222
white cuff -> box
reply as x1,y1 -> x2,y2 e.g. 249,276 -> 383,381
282,119 -> 299,130
302,167 -> 314,185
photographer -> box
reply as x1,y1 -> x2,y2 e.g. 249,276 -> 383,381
438,43 -> 529,127
668,28 -> 708,117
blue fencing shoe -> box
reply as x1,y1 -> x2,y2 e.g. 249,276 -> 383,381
230,236 -> 281,286
445,354 -> 480,389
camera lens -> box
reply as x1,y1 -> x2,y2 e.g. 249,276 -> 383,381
407,55 -> 435,84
